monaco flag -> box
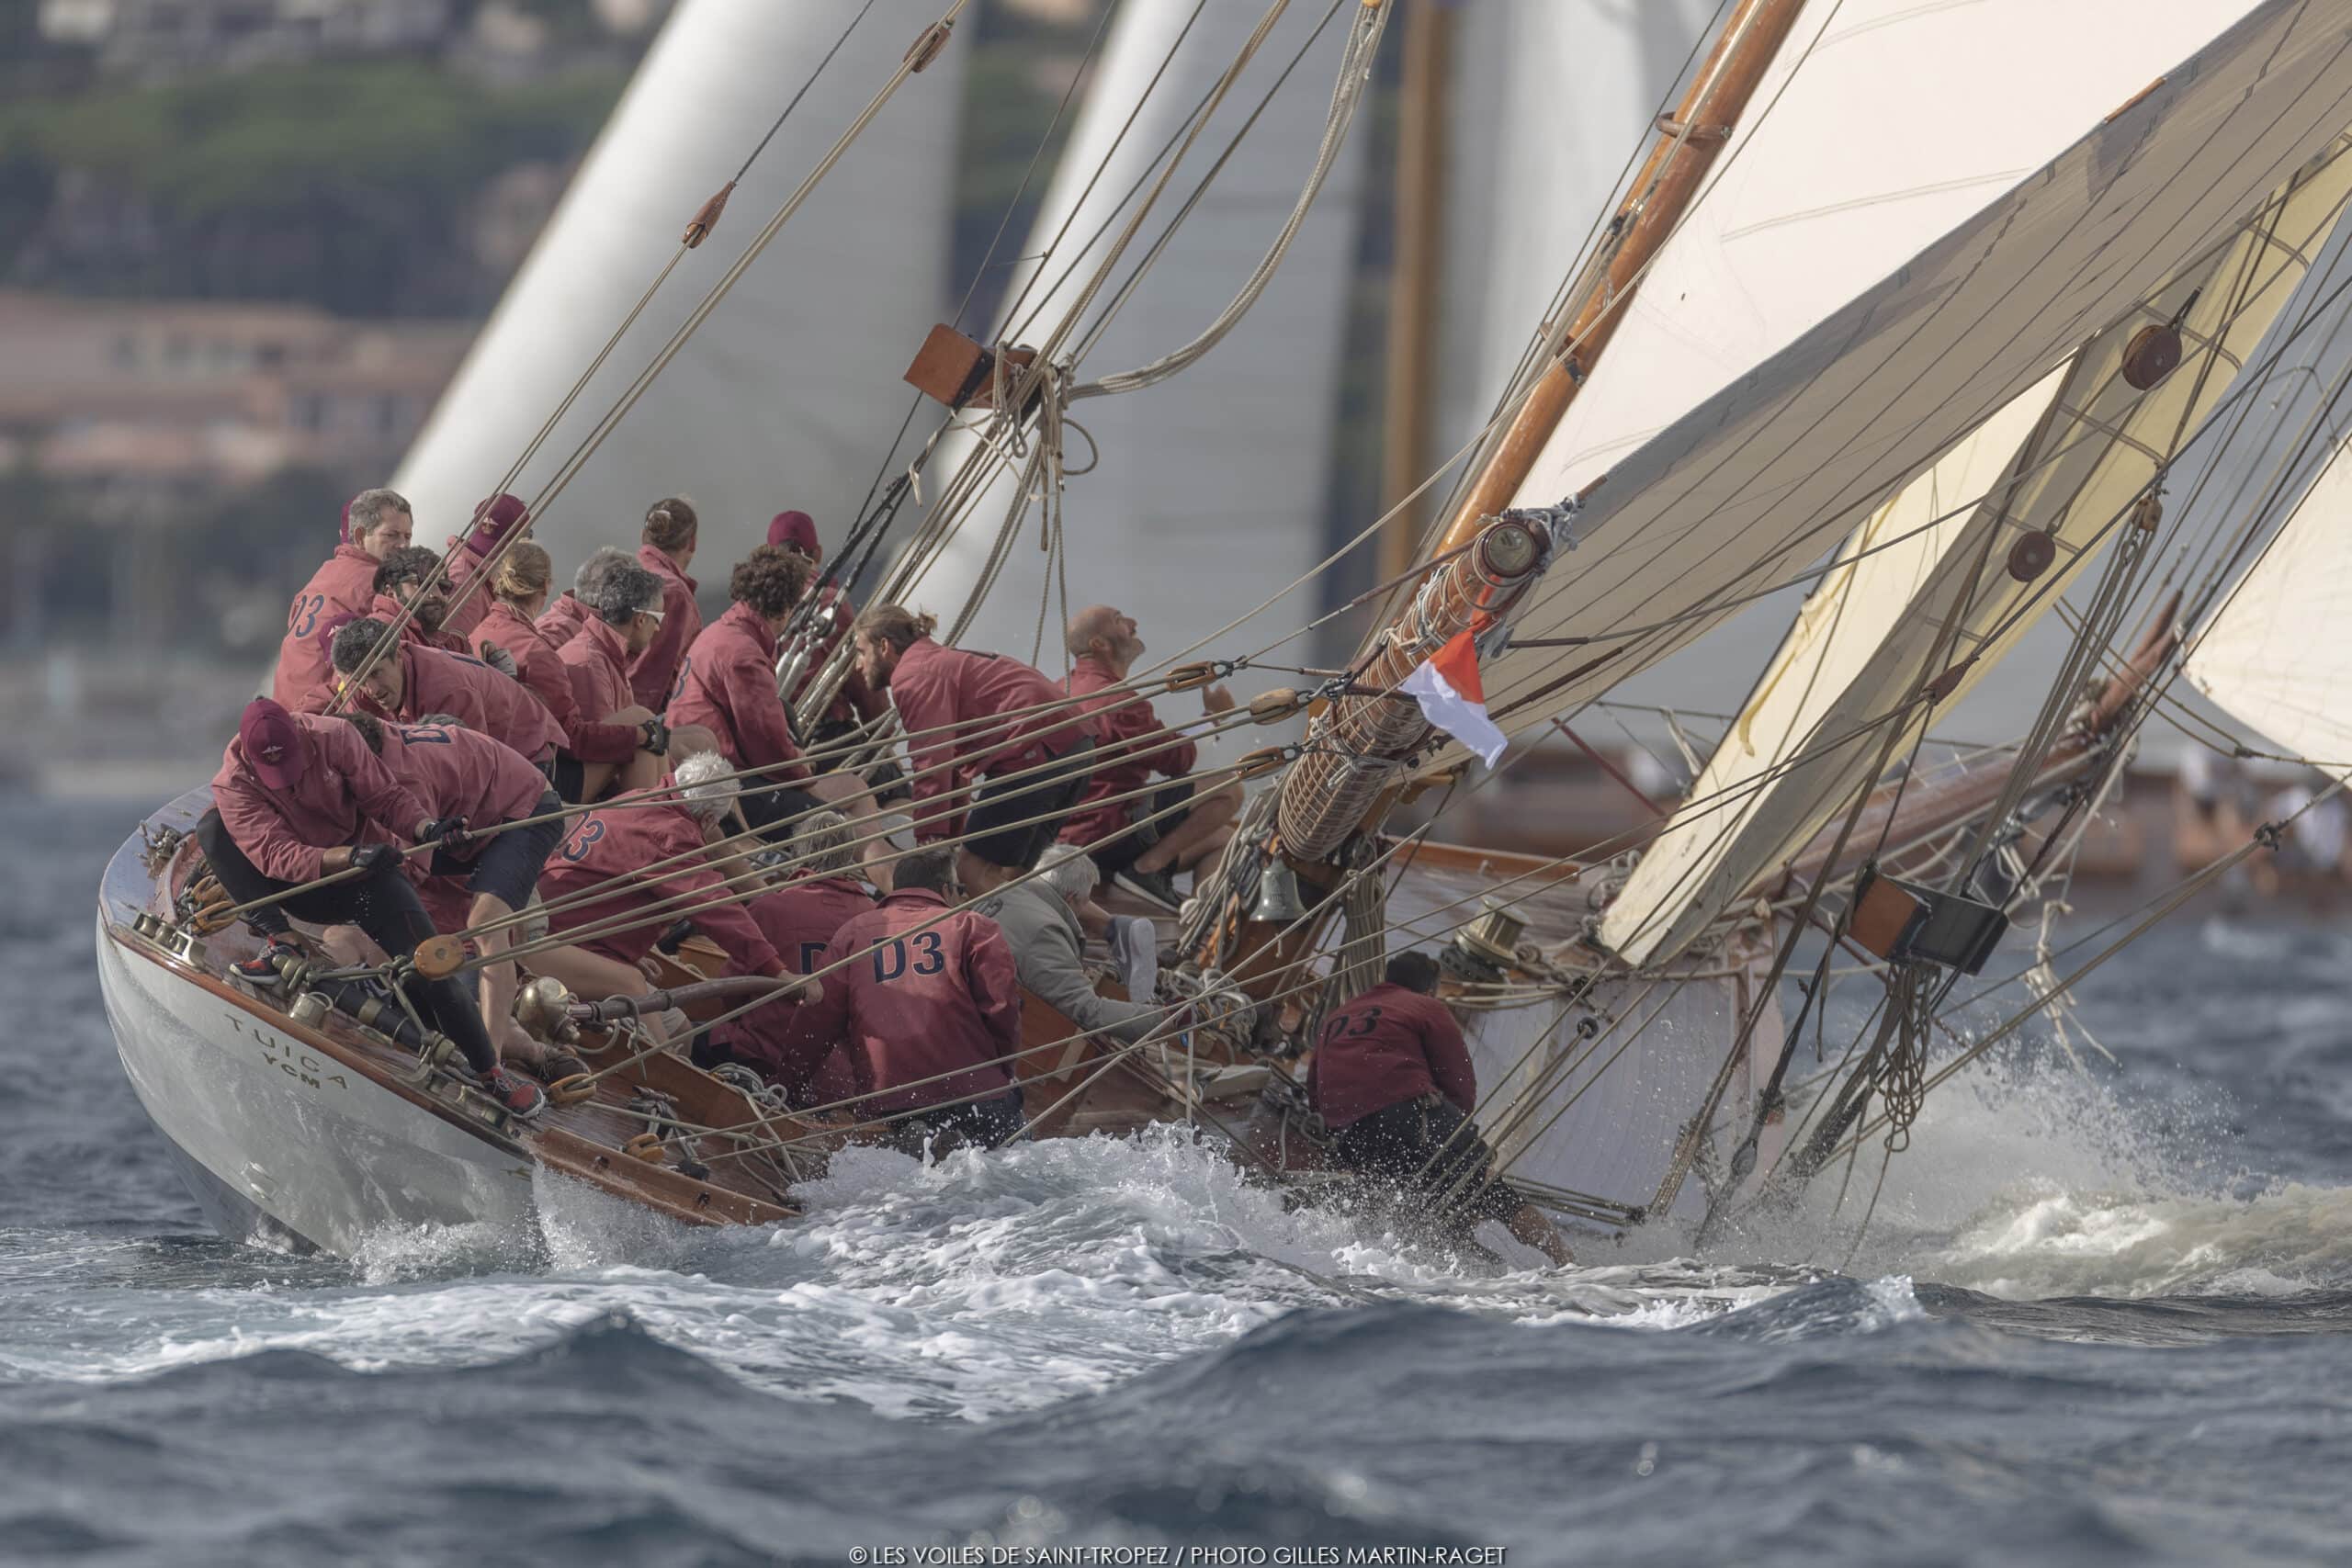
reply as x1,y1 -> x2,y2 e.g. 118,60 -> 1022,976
1400,630 -> 1509,766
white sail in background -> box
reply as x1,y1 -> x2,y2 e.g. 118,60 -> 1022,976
2188,437 -> 2352,784
1600,138 -> 2352,964
1463,0 -> 2352,742
898,0 -> 1369,673
1428,1 -> 1718,479
394,0 -> 966,575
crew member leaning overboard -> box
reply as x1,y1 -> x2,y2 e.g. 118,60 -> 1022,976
330,619 -> 565,768
198,698 -> 545,1116
853,605 -> 1098,897
794,844 -> 1026,1152
273,487 -> 413,713
1060,604 -> 1242,912
1311,951 -> 1575,1267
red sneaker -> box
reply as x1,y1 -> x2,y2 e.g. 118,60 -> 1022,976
481,1066 -> 547,1120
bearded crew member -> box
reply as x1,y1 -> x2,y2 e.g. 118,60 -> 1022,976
338,713 -> 567,1075
1060,604 -> 1241,912
794,845 -> 1025,1151
197,698 -> 545,1116
853,605 -> 1098,897
273,487 -> 412,713
329,619 -> 565,770
368,546 -> 472,655
1311,952 -> 1575,1267
555,548 -> 673,801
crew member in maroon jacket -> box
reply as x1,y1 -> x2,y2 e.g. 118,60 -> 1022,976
1311,951 -> 1574,1266
767,509 -> 887,740
557,548 -> 672,795
1058,604 -> 1242,912
667,544 -> 818,829
340,713 -> 567,1077
793,845 -> 1025,1151
481,544 -> 660,803
271,487 -> 411,713
629,496 -> 705,711
329,620 -> 565,767
853,604 -> 1098,897
197,698 -> 543,1116
435,491 -> 529,642
708,809 -> 876,1104
367,546 -> 472,655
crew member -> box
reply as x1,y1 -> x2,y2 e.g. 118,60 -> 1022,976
977,843 -> 1160,1046
711,809 -> 876,1104
368,547 -> 471,654
795,844 -> 1026,1152
768,509 -> 886,742
1310,952 -> 1573,1266
198,698 -> 542,1116
629,496 -> 704,710
340,712 -> 566,1075
436,492 -> 528,642
1060,604 -> 1241,911
329,619 -> 565,768
557,548 -> 672,794
853,605 -> 1098,897
479,543 -> 656,803
272,488 -> 412,712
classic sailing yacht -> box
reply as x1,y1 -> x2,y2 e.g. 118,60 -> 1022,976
95,0 -> 2352,1259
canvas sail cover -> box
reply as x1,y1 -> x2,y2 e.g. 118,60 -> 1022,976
393,0 -> 965,575
1459,0 -> 2352,749
1601,145 -> 2352,964
2188,434 -> 2352,784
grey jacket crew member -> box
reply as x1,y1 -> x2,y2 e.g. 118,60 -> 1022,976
978,845 -> 1159,1044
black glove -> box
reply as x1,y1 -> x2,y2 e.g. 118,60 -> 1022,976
351,843 -> 400,877
639,717 -> 670,756
414,815 -> 470,850
656,918 -> 697,954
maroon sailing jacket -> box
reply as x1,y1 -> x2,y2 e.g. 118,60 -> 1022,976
210,713 -> 428,885
537,591 -> 588,647
368,643 -> 563,766
720,874 -> 877,1093
1308,982 -> 1478,1131
1058,651 -> 1195,848
368,592 -> 469,656
536,785 -> 781,973
628,543 -> 702,712
667,602 -> 809,782
271,544 -> 379,713
437,539 -> 492,642
480,602 -> 638,765
888,637 -> 1097,843
796,887 -> 1023,1114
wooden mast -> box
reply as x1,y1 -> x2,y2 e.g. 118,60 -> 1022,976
1427,0 -> 1809,555
1376,0 -> 1453,582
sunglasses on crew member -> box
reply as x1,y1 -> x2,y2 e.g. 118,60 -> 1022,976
637,607 -> 664,625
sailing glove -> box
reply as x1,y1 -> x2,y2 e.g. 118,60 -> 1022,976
350,843 -> 400,877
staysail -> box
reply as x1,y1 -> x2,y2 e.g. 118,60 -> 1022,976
1600,143 -> 2352,964
893,0 -> 1371,673
1463,0 -> 2352,740
394,0 -> 966,567
2188,434 -> 2352,784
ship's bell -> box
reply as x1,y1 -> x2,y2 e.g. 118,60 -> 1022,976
1252,862 -> 1307,924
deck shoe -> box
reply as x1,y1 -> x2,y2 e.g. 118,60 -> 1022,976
1114,865 -> 1182,913
231,934 -> 301,986
481,1066 -> 548,1120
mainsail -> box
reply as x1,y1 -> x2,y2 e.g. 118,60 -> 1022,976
1466,0 -> 2352,739
393,0 -> 966,564
1601,144 -> 2352,964
895,0 -> 1371,672
2188,434 -> 2352,784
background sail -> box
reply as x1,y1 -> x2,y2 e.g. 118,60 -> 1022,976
1602,146 -> 2352,964
897,0 -> 1369,673
2188,436 -> 2352,784
393,0 -> 966,572
1463,0 -> 2352,742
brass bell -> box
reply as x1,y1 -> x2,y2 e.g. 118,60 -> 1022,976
1252,862 -> 1308,924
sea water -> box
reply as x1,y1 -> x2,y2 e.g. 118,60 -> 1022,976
8,799 -> 2352,1565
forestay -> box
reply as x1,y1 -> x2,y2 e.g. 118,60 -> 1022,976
2188,431 -> 2352,784
1601,144 -> 2352,964
1465,0 -> 2352,741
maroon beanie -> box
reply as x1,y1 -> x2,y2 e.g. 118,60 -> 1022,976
239,699 -> 305,790
767,510 -> 820,560
466,493 -> 530,559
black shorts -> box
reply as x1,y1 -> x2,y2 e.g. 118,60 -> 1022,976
427,791 -> 562,910
1331,1095 -> 1527,1227
1087,779 -> 1196,875
739,781 -> 823,842
548,752 -> 586,806
964,736 -> 1096,870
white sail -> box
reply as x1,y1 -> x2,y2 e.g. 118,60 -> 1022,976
2188,437 -> 2352,784
896,0 -> 1369,672
1464,0 -> 2352,740
1601,145 -> 2352,964
394,0 -> 966,571
1428,1 -> 1719,480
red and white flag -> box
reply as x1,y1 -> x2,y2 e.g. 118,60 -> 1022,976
1399,630 -> 1508,766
